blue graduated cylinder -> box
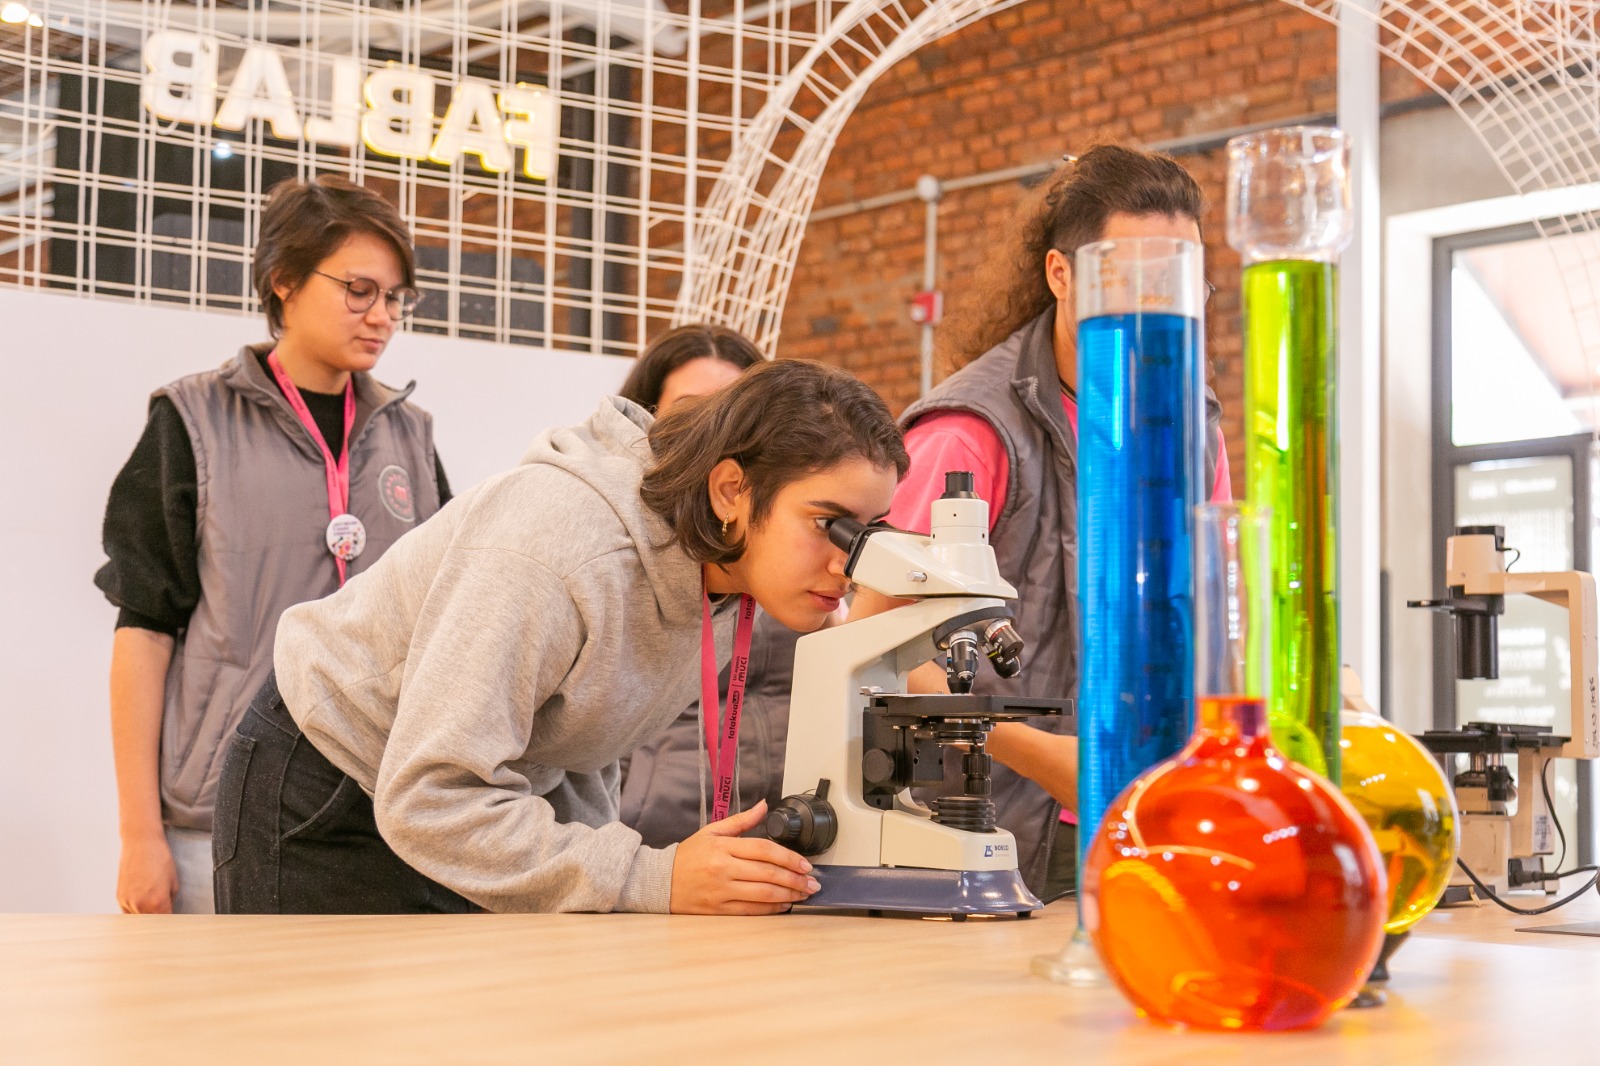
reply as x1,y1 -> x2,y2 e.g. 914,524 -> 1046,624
1076,311 -> 1206,865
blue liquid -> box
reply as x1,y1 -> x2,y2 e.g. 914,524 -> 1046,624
1076,312 -> 1205,866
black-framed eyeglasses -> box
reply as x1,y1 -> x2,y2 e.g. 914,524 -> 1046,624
313,270 -> 422,320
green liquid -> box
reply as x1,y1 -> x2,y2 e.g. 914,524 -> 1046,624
1242,259 -> 1340,780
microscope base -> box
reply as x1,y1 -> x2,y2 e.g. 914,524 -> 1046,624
795,865 -> 1041,917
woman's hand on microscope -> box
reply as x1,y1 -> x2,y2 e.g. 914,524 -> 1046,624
669,800 -> 822,915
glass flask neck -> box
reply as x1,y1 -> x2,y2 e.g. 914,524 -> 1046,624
1196,695 -> 1271,743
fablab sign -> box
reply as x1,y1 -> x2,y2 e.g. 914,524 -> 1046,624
140,31 -> 557,179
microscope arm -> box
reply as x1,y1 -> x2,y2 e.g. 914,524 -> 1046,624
1501,571 -> 1600,760
833,520 -> 1016,600
1442,530 -> 1600,759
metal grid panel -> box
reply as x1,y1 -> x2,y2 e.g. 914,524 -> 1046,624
0,0 -> 1025,357
14,2 -> 1600,360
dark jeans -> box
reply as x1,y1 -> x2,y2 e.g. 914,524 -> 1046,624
213,672 -> 477,914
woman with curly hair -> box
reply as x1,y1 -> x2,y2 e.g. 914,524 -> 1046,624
852,145 -> 1232,901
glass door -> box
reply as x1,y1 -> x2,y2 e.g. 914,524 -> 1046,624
1433,223 -> 1599,867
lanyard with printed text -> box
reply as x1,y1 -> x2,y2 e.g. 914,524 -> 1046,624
267,349 -> 358,586
702,586 -> 757,823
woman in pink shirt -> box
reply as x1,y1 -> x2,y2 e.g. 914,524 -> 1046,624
852,146 -> 1232,900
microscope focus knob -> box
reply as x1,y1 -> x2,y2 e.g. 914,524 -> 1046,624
862,748 -> 897,784
765,782 -> 838,857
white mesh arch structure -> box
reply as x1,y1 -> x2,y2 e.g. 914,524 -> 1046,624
671,0 -> 1023,349
1275,0 -> 1600,392
685,0 -> 1600,357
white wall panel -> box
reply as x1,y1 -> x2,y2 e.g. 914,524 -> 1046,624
0,288 -> 627,911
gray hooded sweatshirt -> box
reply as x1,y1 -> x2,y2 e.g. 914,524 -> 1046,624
273,397 -> 736,913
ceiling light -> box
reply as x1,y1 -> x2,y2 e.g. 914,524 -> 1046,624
1,4 -> 32,25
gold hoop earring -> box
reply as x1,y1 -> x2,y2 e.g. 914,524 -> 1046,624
721,515 -> 732,540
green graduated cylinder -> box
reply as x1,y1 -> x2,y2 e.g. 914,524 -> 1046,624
1242,258 -> 1341,779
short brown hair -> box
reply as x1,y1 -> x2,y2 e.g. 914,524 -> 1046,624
943,145 -> 1203,370
253,176 -> 417,338
619,324 -> 765,412
641,360 -> 909,564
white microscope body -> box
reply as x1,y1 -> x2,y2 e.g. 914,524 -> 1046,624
1412,525 -> 1600,898
769,473 -> 1070,915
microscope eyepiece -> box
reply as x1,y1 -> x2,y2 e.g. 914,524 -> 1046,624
1455,524 -> 1506,549
941,471 -> 977,499
824,515 -> 866,553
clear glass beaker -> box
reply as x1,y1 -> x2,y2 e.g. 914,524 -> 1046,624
1227,126 -> 1351,780
1073,234 -> 1207,868
1035,236 -> 1207,985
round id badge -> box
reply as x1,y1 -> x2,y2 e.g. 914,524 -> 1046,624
326,513 -> 367,561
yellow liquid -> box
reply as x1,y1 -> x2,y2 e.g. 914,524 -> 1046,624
1339,710 -> 1460,934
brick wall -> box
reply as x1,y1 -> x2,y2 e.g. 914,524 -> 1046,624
776,0 -> 1397,496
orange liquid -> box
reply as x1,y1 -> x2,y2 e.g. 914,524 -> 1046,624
1083,696 -> 1387,1031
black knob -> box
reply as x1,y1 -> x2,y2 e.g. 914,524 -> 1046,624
766,806 -> 804,842
765,786 -> 838,856
862,748 -> 896,784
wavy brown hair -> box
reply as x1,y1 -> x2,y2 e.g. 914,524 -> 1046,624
618,323 -> 764,413
641,360 -> 909,565
942,145 -> 1203,372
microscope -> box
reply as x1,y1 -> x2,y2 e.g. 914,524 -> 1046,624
766,472 -> 1073,917
1409,525 -> 1600,899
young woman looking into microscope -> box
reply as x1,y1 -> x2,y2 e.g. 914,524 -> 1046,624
614,324 -> 807,848
213,359 -> 909,916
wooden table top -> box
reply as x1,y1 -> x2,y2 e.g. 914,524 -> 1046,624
4,892 -> 1598,1064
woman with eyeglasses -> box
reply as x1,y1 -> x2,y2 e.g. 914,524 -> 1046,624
849,145 -> 1233,903
94,175 -> 447,914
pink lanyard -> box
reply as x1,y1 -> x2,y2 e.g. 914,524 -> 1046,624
267,350 -> 356,586
702,587 -> 757,822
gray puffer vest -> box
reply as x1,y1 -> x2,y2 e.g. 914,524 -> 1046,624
158,343 -> 440,831
899,310 -> 1222,892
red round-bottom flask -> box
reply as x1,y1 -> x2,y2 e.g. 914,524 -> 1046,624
1083,695 -> 1387,1031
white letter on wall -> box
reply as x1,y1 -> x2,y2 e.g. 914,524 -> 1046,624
214,45 -> 302,140
361,68 -> 437,160
500,85 -> 557,181
303,58 -> 363,148
141,31 -> 218,126
429,81 -> 512,172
